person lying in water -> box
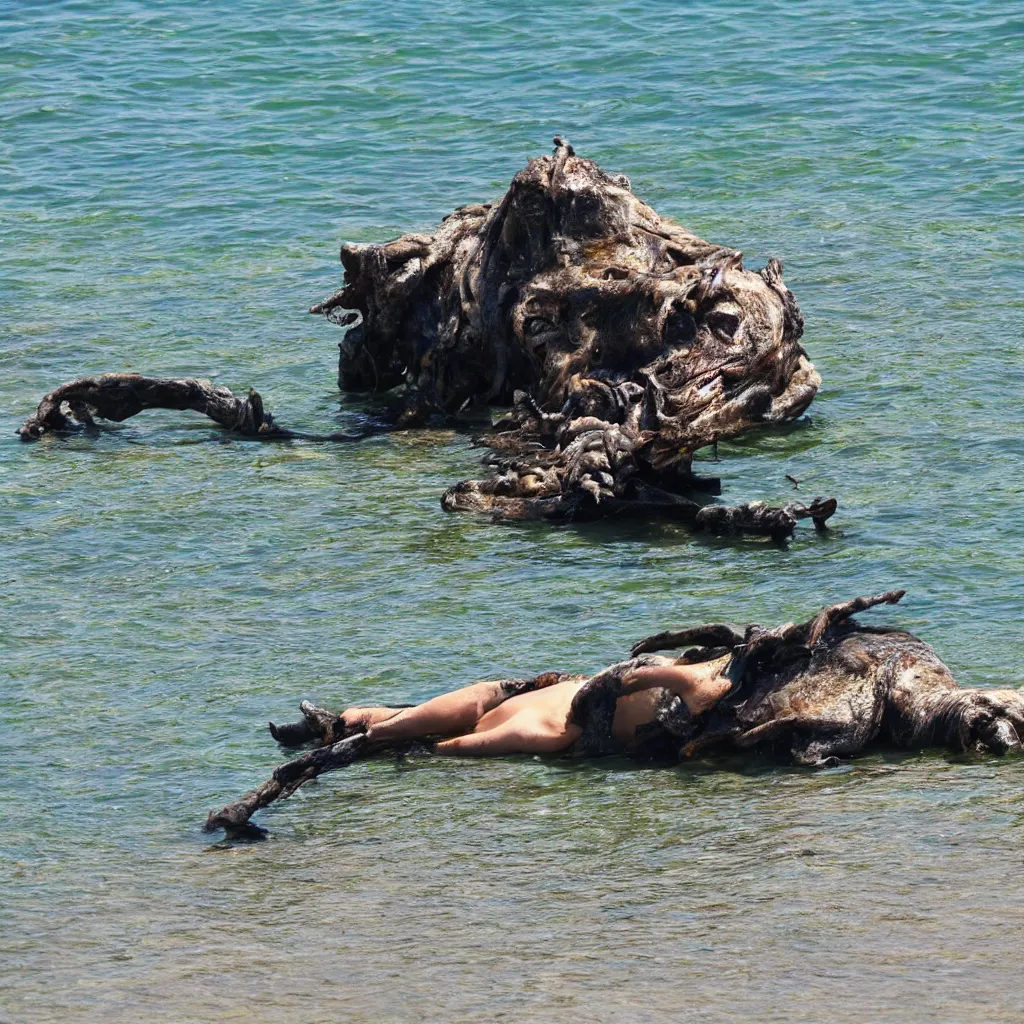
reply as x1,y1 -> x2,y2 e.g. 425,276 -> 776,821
338,653 -> 734,758
207,589 -> 1024,835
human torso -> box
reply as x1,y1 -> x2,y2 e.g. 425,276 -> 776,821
476,677 -> 672,750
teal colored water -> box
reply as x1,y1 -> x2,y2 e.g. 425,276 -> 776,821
2,2 -> 1023,1020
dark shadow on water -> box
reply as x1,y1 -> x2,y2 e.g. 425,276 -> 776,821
204,821 -> 270,849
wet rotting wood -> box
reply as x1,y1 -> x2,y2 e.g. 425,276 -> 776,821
18,374 -> 280,440
17,373 -> 375,443
204,731 -> 369,834
21,139 -> 836,541
315,136 -> 835,536
204,590 -> 1024,834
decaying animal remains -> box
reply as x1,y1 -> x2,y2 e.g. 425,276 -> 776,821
204,590 -> 1024,834
20,138 -> 835,540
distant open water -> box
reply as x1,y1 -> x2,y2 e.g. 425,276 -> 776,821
2,2 -> 1023,1021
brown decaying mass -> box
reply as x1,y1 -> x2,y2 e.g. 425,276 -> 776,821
204,590 -> 1024,835
317,137 -> 833,537
21,139 -> 835,540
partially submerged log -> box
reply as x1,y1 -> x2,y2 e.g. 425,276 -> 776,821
17,373 -> 370,443
203,591 -> 1024,834
18,374 -> 279,440
204,730 -> 368,834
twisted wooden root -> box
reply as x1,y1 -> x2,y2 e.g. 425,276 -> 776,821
444,475 -> 836,539
203,728 -> 369,834
440,386 -> 836,537
17,373 -> 378,442
630,589 -> 905,659
204,699 -> 424,833
315,138 -> 834,533
203,591 -> 1024,832
18,374 -> 281,440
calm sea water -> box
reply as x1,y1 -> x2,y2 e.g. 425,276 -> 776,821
2,2 -> 1023,1021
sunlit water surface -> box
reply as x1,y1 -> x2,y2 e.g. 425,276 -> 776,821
2,2 -> 1023,1021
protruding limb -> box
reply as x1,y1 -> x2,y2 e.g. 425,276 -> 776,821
365,673 -> 567,745
798,589 -> 905,647
269,700 -> 413,747
625,660 -> 734,714
630,623 -> 745,658
435,715 -> 581,757
564,655 -> 731,756
267,717 -> 318,747
721,590 -> 907,693
269,675 -> 570,755
203,732 -> 369,833
19,374 -> 283,440
732,715 -> 860,766
365,680 -> 515,744
694,495 -> 837,541
637,590 -> 907,682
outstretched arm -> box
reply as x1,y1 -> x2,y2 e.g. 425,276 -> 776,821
566,655 -> 730,756
623,659 -> 732,714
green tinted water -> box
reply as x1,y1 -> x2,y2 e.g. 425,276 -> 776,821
2,2 -> 1023,1020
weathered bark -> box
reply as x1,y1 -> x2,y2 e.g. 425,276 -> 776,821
18,374 -> 280,440
17,373 -> 372,442
203,591 -> 1024,834
203,731 -> 369,834
205,686 -> 525,832
315,136 -> 835,537
666,591 -> 1024,765
20,141 -> 836,540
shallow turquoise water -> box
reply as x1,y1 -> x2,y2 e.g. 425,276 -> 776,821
2,2 -> 1023,1021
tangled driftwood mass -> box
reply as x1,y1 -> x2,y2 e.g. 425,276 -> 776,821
16,139 -> 1020,833
204,589 -> 1024,835
20,138 -> 835,541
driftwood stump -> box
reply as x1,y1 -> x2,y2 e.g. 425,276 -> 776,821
22,139 -> 835,539
314,136 -> 833,534
17,374 -> 280,440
